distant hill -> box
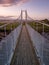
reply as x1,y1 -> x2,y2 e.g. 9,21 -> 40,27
41,19 -> 49,24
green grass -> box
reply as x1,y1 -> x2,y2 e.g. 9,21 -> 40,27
0,22 -> 6,26
6,22 -> 19,30
0,22 -> 20,34
28,21 -> 49,34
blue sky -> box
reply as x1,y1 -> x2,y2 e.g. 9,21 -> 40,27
0,0 -> 49,20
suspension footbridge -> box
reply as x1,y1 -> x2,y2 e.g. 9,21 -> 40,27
0,10 -> 49,65
10,25 -> 39,65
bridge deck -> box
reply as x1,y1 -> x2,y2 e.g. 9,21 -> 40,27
11,25 -> 39,65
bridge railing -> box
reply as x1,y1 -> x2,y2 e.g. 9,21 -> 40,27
26,23 -> 49,65
34,21 -> 49,34
0,22 -> 20,41
0,23 -> 10,36
0,24 -> 22,65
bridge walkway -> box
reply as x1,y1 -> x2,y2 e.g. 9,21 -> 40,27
11,25 -> 39,65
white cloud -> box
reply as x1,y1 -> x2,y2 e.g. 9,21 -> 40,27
0,0 -> 29,7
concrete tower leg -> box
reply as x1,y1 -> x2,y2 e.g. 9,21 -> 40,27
21,10 -> 23,21
25,10 -> 27,21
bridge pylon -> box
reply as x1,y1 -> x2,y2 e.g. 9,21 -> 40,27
21,10 -> 27,21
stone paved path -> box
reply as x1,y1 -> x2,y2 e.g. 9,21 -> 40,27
11,25 -> 39,65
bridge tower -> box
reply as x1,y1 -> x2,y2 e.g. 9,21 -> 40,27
21,10 -> 27,21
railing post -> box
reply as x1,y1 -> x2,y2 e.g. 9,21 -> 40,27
43,23 -> 44,35
4,26 -> 7,37
36,22 -> 38,31
11,24 -> 12,31
41,22 -> 44,65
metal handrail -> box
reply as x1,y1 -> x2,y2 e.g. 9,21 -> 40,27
0,23 -> 10,28
0,22 -> 15,29
35,21 -> 49,27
